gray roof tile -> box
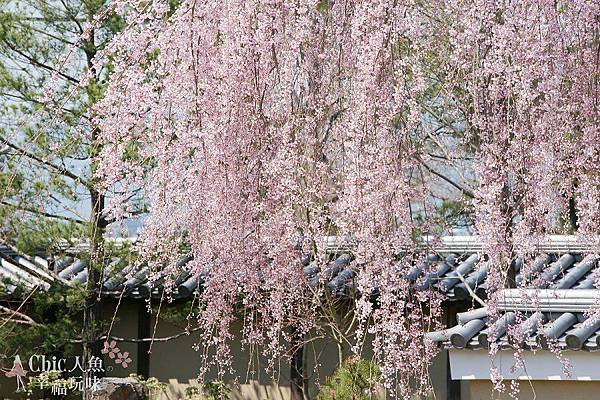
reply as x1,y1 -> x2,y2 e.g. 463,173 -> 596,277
2,243 -> 599,308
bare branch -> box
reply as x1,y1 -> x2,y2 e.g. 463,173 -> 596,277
2,40 -> 80,84
419,160 -> 475,199
0,288 -> 41,329
0,136 -> 89,187
0,200 -> 85,224
69,327 -> 202,344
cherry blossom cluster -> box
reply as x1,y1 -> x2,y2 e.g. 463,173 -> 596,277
88,0 -> 598,396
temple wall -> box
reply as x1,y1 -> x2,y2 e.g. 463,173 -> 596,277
1,301 -> 449,399
464,380 -> 600,400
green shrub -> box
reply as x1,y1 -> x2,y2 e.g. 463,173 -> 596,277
316,357 -> 382,400
202,381 -> 230,400
185,381 -> 230,400
130,374 -> 167,400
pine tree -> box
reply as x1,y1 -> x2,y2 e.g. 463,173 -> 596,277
0,2 -> 136,398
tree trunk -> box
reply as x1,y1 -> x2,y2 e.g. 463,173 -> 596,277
568,194 -> 578,233
290,342 -> 306,400
137,302 -> 151,378
83,23 -> 106,397
502,179 -> 517,289
83,184 -> 107,400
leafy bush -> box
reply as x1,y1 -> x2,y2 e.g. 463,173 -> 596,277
185,381 -> 230,400
202,381 -> 231,400
130,374 -> 167,400
316,357 -> 382,400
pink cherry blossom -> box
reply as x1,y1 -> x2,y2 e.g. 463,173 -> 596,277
70,0 -> 600,396
101,340 -> 121,359
115,352 -> 132,369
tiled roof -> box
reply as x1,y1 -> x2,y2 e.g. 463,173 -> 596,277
428,308 -> 600,352
2,240 -> 599,304
427,255 -> 600,352
0,244 -> 58,292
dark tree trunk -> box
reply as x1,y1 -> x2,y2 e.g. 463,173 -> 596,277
83,185 -> 107,400
502,179 -> 517,289
290,332 -> 308,400
569,195 -> 578,233
82,20 -> 106,400
290,341 -> 306,400
137,302 -> 151,378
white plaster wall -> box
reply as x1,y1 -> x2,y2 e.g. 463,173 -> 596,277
466,380 -> 600,400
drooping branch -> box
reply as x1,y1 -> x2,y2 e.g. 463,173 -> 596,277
419,160 -> 475,199
1,40 -> 80,84
0,305 -> 41,326
103,327 -> 201,343
0,200 -> 85,224
0,136 -> 89,187
0,288 -> 41,329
